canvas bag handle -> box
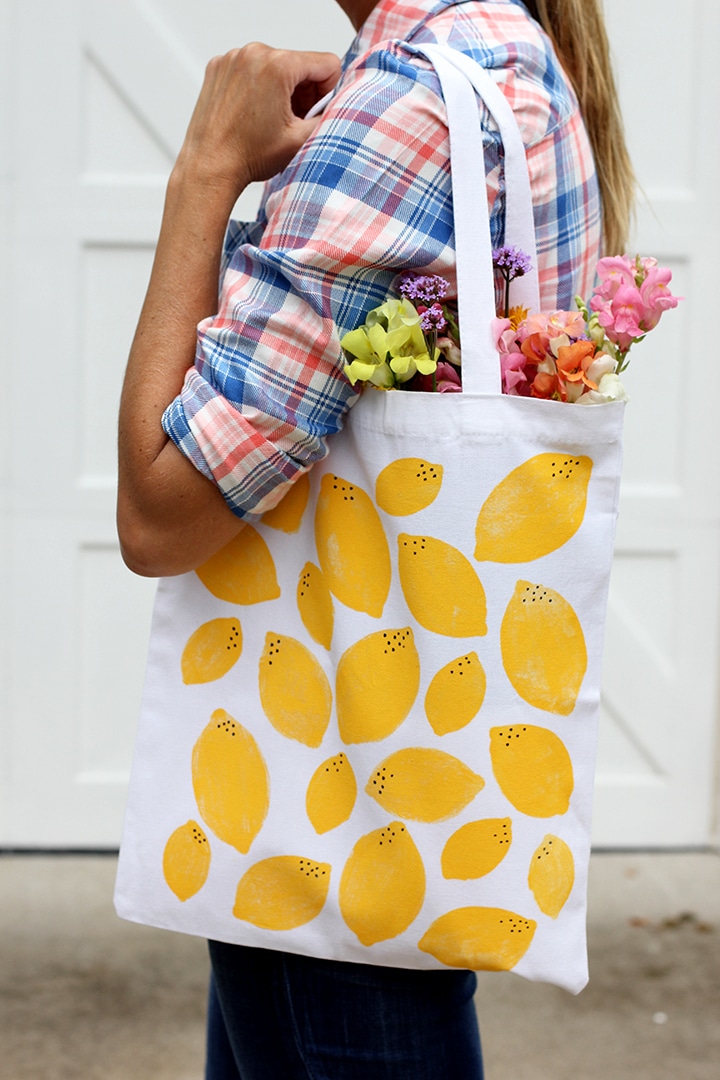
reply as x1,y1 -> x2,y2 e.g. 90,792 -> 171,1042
414,44 -> 541,395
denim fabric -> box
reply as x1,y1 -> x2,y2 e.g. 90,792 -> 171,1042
206,941 -> 484,1080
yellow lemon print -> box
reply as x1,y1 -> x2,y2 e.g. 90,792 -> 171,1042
489,725 -> 573,818
162,820 -> 211,902
475,453 -> 592,562
195,526 -> 280,605
528,834 -> 575,918
233,856 -> 331,930
366,748 -> 484,822
501,581 -> 587,715
336,628 -> 420,744
375,458 -> 444,516
306,752 -> 357,834
192,710 -> 269,854
260,472 -> 311,533
398,535 -> 487,637
259,633 -> 332,748
297,562 -> 334,650
424,652 -> 486,735
314,474 -> 391,617
418,907 -> 536,970
181,618 -> 242,684
441,817 -> 512,880
339,822 -> 425,946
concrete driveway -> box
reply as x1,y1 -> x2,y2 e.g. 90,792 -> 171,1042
1,851 -> 718,1079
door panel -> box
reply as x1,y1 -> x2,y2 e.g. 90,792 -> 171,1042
3,0 -> 719,846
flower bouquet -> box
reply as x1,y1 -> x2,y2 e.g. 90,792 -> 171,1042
340,249 -> 681,401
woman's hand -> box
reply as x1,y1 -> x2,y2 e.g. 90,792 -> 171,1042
176,44 -> 342,196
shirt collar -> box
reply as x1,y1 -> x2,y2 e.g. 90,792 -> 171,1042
343,0 -> 472,68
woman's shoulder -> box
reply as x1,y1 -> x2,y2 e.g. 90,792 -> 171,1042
336,0 -> 577,149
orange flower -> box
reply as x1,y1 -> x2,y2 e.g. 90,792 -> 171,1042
521,333 -> 550,365
530,371 -> 565,401
555,340 -> 599,390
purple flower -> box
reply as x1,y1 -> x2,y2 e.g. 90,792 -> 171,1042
398,273 -> 450,305
419,303 -> 447,333
493,246 -> 532,318
492,246 -> 532,280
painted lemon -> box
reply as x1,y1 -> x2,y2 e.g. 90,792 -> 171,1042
259,633 -> 332,748
192,710 -> 269,854
424,652 -> 486,735
398,534 -> 487,637
475,453 -> 592,562
195,526 -> 280,605
306,752 -> 357,834
441,817 -> 512,880
366,748 -> 484,822
315,474 -> 391,617
233,855 -> 331,930
339,821 -> 425,946
375,458 -> 443,516
418,907 -> 536,970
528,834 -> 575,918
501,581 -> 587,715
261,472 -> 310,533
336,628 -> 419,744
297,562 -> 334,651
162,820 -> 211,902
489,724 -> 573,818
181,618 -> 242,684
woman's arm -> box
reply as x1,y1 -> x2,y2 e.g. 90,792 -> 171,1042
117,44 -> 341,578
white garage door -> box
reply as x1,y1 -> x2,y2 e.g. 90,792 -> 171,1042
1,0 -> 718,847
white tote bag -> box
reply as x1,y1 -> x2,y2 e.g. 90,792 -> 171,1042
115,45 -> 624,994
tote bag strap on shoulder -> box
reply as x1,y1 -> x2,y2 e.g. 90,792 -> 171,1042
413,43 -> 541,395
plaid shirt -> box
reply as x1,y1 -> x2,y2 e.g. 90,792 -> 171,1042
162,0 -> 601,519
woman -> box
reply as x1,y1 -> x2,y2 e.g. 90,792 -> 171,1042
116,2 -> 633,1076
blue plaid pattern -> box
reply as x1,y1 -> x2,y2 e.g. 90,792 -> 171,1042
162,0 -> 601,518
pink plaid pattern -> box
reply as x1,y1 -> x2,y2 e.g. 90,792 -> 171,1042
162,0 -> 601,518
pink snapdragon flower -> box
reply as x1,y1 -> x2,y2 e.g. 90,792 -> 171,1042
521,309 -> 586,347
493,316 -> 530,395
413,361 -> 462,394
639,265 -> 681,329
501,352 -> 530,394
590,255 -> 681,354
593,255 -> 638,298
435,361 -> 462,393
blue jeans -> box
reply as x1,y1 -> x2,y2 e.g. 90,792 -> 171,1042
206,940 -> 484,1079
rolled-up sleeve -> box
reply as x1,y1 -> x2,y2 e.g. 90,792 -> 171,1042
161,55 -> 458,520
161,19 -> 600,520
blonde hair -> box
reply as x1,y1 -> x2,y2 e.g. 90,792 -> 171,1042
525,0 -> 635,255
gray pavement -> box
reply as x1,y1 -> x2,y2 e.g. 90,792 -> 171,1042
0,851 -> 718,1079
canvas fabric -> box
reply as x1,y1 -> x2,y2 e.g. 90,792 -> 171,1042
115,45 -> 624,995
